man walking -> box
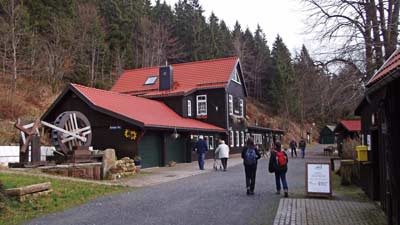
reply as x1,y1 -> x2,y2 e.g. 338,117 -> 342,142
289,139 -> 297,157
299,138 -> 306,159
193,135 -> 208,170
242,138 -> 261,195
215,139 -> 230,171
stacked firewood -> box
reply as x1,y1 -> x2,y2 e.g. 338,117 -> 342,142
108,157 -> 136,179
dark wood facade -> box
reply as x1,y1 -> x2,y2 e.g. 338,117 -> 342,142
149,62 -> 248,154
42,90 -> 142,159
247,126 -> 285,151
319,125 -> 336,144
41,87 -> 223,168
356,74 -> 400,225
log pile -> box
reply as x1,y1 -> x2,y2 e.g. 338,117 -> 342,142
108,157 -> 136,179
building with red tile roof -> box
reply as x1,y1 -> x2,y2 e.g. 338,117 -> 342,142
355,48 -> 400,224
42,57 -> 284,168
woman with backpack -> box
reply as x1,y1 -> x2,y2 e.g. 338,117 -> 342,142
241,138 -> 261,195
269,141 -> 289,197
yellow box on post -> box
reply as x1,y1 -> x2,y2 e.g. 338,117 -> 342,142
356,145 -> 368,161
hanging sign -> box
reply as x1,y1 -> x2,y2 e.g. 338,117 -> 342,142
306,162 -> 332,197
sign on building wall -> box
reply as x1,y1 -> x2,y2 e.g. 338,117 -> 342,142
306,162 -> 332,197
367,134 -> 371,151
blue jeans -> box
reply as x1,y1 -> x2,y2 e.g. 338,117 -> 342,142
301,147 -> 305,158
275,172 -> 288,191
197,153 -> 205,170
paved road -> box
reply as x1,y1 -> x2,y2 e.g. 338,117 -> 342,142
26,148 -> 314,225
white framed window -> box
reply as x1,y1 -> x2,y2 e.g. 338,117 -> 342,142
196,95 -> 207,116
241,131 -> 245,147
232,69 -> 241,84
253,134 -> 262,145
192,135 -> 198,142
204,136 -> 209,149
209,136 -> 214,150
236,131 -> 240,147
230,131 -> 234,147
239,99 -> 244,117
228,94 -> 233,115
187,100 -> 192,117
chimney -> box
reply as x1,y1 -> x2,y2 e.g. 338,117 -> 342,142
159,65 -> 173,91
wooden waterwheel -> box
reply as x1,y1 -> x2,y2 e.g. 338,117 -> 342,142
51,111 -> 92,154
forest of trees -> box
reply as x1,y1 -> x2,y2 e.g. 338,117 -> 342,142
1,0 -> 379,127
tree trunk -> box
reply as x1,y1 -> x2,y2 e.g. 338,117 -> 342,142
11,0 -> 17,89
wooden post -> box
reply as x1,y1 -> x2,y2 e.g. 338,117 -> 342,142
31,134 -> 41,162
340,160 -> 354,185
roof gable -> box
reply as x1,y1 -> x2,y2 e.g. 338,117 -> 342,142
44,84 -> 225,132
227,60 -> 248,97
111,57 -> 239,97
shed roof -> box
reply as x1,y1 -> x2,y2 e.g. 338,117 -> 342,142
56,84 -> 225,132
111,57 -> 245,97
367,48 -> 400,88
337,120 -> 361,132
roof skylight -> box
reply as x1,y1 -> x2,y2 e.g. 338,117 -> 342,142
144,76 -> 157,85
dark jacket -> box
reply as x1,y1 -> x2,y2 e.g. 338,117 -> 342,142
289,140 -> 297,148
299,140 -> 306,148
193,139 -> 208,154
268,150 -> 288,173
241,146 -> 261,166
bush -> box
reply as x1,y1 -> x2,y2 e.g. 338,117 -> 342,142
342,138 -> 359,159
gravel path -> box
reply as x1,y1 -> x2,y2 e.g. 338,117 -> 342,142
25,149 -> 313,225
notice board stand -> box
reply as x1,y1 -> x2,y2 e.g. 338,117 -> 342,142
306,162 -> 332,198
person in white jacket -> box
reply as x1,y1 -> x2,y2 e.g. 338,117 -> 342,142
215,139 -> 230,171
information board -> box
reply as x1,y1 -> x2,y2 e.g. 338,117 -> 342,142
306,162 -> 332,197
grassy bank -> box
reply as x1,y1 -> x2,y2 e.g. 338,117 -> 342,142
0,173 -> 129,225
332,172 -> 369,201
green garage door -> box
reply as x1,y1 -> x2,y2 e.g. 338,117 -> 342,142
138,134 -> 162,168
166,137 -> 185,163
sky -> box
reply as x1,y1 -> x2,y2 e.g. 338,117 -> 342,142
152,0 -> 311,54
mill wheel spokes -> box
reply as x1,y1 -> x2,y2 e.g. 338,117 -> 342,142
51,111 -> 92,154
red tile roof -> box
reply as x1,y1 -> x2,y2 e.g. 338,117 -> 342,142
367,48 -> 400,86
71,84 -> 225,132
111,57 -> 238,96
339,120 -> 361,132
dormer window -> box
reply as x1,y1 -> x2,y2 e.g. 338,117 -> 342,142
196,95 -> 207,116
144,76 -> 157,85
232,69 -> 241,84
187,100 -> 192,117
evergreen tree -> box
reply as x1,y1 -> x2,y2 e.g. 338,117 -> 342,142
253,25 -> 271,102
270,35 -> 295,118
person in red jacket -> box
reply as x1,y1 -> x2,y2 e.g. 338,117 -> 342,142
269,141 -> 289,197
